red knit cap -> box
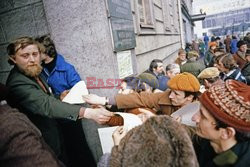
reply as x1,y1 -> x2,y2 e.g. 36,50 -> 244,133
200,80 -> 250,132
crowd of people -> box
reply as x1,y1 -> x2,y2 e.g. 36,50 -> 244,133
0,33 -> 250,167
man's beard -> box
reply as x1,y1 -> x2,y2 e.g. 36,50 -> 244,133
21,64 -> 42,78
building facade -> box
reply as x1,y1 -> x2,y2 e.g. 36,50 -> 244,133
0,0 -> 184,96
201,8 -> 250,37
193,0 -> 250,38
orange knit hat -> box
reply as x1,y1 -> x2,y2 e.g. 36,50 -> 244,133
209,42 -> 217,48
168,72 -> 200,92
200,80 -> 250,132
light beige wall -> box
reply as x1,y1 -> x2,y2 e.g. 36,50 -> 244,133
131,0 -> 182,74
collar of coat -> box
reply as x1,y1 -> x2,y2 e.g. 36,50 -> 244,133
236,50 -> 246,60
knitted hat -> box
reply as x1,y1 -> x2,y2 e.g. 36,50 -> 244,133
237,40 -> 247,48
209,42 -> 217,48
138,73 -> 159,89
200,80 -> 250,132
187,50 -> 199,59
168,72 -> 200,92
198,67 -> 220,79
110,116 -> 198,167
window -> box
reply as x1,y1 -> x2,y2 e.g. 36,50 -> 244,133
202,20 -> 206,28
162,0 -> 179,33
137,0 -> 154,28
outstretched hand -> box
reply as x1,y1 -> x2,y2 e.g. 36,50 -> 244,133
137,108 -> 156,122
82,94 -> 106,105
84,105 -> 114,124
112,126 -> 128,146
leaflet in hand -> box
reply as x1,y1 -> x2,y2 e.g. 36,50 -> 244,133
62,81 -> 88,104
171,101 -> 200,127
98,112 -> 143,154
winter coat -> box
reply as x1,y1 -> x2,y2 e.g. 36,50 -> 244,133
0,104 -> 64,167
194,137 -> 250,167
230,39 -> 238,54
114,90 -> 178,115
42,54 -> 81,96
220,68 -> 247,84
6,66 -> 81,156
241,62 -> 250,85
180,60 -> 205,77
204,49 -> 215,67
233,51 -> 247,69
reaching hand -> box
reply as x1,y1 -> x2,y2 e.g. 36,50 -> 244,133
137,108 -> 156,122
82,94 -> 106,105
60,90 -> 70,101
84,106 -> 114,124
112,126 -> 127,146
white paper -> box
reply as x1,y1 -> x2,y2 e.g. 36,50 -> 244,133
98,126 -> 118,154
98,112 -> 143,154
62,81 -> 88,104
171,102 -> 200,127
116,112 -> 142,131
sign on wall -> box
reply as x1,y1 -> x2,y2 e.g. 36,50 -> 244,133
107,0 -> 136,52
116,50 -> 133,78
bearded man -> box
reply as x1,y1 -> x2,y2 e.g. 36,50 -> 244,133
5,37 -> 113,164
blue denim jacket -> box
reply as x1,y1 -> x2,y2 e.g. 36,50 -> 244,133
42,54 -> 81,96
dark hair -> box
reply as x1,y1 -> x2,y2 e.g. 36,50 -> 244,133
123,77 -> 147,92
232,35 -> 237,39
237,40 -> 247,48
214,118 -> 250,142
149,59 -> 163,72
214,47 -> 225,54
35,35 -> 57,58
204,76 -> 220,84
184,91 -> 200,101
215,37 -> 221,40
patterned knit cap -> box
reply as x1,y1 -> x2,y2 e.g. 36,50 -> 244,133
200,80 -> 250,132
168,72 -> 200,92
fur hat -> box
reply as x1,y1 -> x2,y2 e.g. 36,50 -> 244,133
138,73 -> 159,89
168,72 -> 200,92
237,40 -> 247,48
110,116 -> 198,167
198,67 -> 220,79
200,80 -> 250,132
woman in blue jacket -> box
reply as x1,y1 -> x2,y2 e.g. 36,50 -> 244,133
36,35 -> 81,98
